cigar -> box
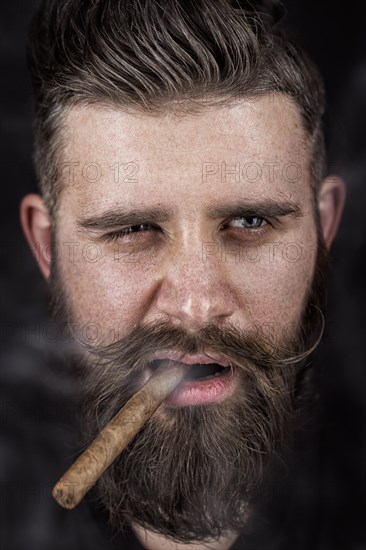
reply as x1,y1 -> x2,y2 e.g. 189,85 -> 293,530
52,360 -> 191,509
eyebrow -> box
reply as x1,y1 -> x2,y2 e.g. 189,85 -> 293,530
205,199 -> 302,220
77,199 -> 301,231
77,206 -> 176,231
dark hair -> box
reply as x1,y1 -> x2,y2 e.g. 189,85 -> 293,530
28,0 -> 326,216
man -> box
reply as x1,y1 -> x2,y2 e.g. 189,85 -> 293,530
20,0 -> 345,548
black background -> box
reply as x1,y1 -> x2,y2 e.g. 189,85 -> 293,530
1,1 -> 365,549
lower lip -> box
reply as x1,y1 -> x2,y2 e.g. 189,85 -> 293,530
160,366 -> 236,407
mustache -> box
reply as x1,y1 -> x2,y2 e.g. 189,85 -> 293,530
74,312 -> 324,411
77,311 -> 324,368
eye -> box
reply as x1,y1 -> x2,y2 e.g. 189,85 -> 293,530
104,223 -> 156,242
227,216 -> 267,229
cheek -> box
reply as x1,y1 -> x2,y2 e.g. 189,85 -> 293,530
228,237 -> 317,329
57,241 -> 161,335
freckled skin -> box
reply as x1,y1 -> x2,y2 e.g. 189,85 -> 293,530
55,95 -> 317,342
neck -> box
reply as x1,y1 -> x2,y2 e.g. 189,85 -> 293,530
131,522 -> 240,550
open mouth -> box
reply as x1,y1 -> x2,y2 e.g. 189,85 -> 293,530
149,359 -> 230,381
147,356 -> 235,407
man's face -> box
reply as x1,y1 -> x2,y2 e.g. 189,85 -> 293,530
48,95 -> 325,540
55,95 -> 317,339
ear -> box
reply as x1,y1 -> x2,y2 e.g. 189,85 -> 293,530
317,176 -> 346,249
20,194 -> 53,279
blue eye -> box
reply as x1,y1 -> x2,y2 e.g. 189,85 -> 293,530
228,216 -> 266,229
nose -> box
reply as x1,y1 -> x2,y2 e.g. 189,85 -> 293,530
154,243 -> 237,330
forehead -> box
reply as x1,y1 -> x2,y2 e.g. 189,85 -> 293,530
60,95 -> 311,213
64,94 -> 307,155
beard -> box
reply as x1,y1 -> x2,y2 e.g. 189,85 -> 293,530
48,235 -> 329,543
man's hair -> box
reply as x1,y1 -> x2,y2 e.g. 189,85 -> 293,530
28,0 -> 326,217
